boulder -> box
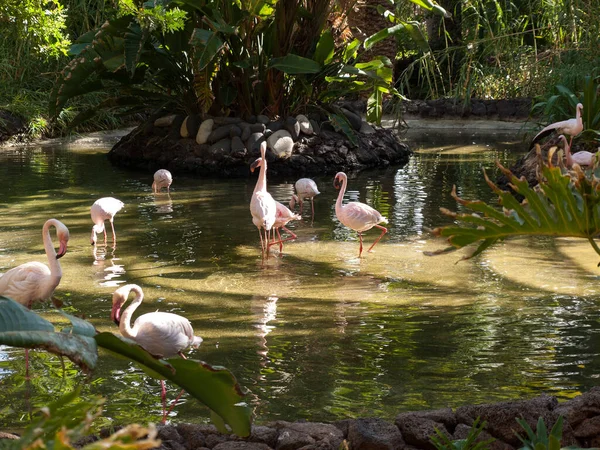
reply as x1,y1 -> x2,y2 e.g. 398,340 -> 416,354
196,119 -> 214,145
285,116 -> 301,140
231,136 -> 247,158
340,108 -> 362,131
347,418 -> 405,450
296,115 -> 313,135
247,132 -> 266,156
257,114 -> 270,124
154,114 -> 178,127
267,130 -> 294,159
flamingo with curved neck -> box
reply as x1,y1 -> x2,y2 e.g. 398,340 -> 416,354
334,172 -> 388,258
110,284 -> 202,423
560,134 -> 595,168
250,142 -> 277,257
532,103 -> 583,149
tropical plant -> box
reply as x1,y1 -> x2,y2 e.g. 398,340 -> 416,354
514,415 -> 589,450
428,149 -> 600,261
49,0 -> 448,130
0,296 -> 252,436
430,417 -> 494,450
531,75 -> 600,143
0,388 -> 160,449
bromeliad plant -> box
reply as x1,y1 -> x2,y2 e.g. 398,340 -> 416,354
49,0 -> 448,129
0,296 -> 252,436
428,147 -> 600,261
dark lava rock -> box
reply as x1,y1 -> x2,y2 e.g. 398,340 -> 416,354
248,426 -> 279,448
267,120 -> 284,133
231,136 -> 247,158
340,108 -> 362,131
452,423 -> 513,450
395,414 -> 450,450
0,109 -> 26,141
176,423 -> 207,449
214,443 -> 272,450
555,386 -> 600,428
347,418 -> 404,450
185,114 -> 202,137
276,428 -> 315,450
247,132 -> 266,156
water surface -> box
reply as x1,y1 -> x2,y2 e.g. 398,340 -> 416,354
1,129 -> 600,429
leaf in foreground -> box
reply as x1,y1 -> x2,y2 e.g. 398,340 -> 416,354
427,151 -> 600,261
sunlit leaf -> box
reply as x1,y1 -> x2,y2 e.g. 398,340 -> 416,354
268,55 -> 321,74
314,30 -> 334,65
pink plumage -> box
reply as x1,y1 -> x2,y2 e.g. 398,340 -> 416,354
90,197 -> 124,245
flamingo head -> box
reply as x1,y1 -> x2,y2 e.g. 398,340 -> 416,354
54,220 -> 70,259
250,157 -> 263,173
289,194 -> 298,210
333,172 -> 346,189
111,288 -> 128,325
90,223 -> 104,245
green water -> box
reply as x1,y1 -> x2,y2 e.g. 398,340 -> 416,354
2,130 -> 600,429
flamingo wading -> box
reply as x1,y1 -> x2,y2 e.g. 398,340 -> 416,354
290,178 -> 320,216
334,172 -> 388,258
91,197 -> 124,245
250,142 -> 277,256
111,284 -> 202,423
560,134 -> 596,168
153,169 -> 173,193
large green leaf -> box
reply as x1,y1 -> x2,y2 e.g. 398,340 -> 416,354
428,152 -> 600,260
367,87 -> 383,124
95,332 -> 252,436
268,54 -> 321,74
0,298 -> 98,372
189,28 -> 225,70
314,30 -> 334,65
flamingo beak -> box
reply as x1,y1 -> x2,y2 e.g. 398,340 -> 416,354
334,177 -> 340,189
250,160 -> 259,173
56,240 -> 68,259
111,302 -> 121,325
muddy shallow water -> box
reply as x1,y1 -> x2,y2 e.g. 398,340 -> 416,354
1,129 -> 600,429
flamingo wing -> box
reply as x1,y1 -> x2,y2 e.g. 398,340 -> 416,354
340,202 -> 387,232
0,262 -> 54,306
133,312 -> 201,358
274,202 -> 301,227
296,179 -> 319,197
251,191 -> 277,230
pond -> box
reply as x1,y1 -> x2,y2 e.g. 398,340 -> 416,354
2,128 -> 600,431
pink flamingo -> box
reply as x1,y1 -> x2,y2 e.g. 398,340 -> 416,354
153,169 -> 173,193
532,103 -> 583,149
250,142 -> 277,257
111,284 -> 202,423
91,197 -> 124,246
0,219 -> 70,375
289,178 -> 320,216
251,158 -> 301,252
560,134 -> 596,168
334,172 -> 388,258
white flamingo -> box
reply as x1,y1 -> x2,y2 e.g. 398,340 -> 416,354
0,219 -> 70,376
289,178 -> 320,216
251,158 -> 301,253
91,197 -> 124,246
152,169 -> 173,193
334,172 -> 388,258
532,103 -> 583,149
560,134 -> 596,167
110,284 -> 202,423
250,142 -> 277,257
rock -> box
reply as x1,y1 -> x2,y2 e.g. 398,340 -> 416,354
359,122 -> 376,135
213,117 -> 243,126
452,423 -> 512,450
472,101 -> 486,116
231,136 -> 246,157
309,119 -> 321,135
573,415 -> 600,438
247,132 -> 266,156
267,120 -> 284,133
257,114 -> 270,124
209,125 -> 238,143
296,115 -> 313,135
267,130 -> 294,159
159,440 -> 187,450
180,115 -> 201,138
395,415 -> 449,450
340,108 -> 362,131
347,418 -> 405,450
247,115 -> 257,124
158,426 -> 183,443
555,386 -> 600,428
248,426 -> 279,448
176,423 -> 206,449
283,422 -> 344,449
206,433 -> 230,448
229,125 -> 242,138
276,428 -> 316,450
154,114 -> 178,127
167,115 -> 187,139
250,123 -> 266,133
0,431 -> 19,440
241,125 -> 251,141
196,119 -> 214,145
209,138 -> 231,155
285,117 -> 301,140
214,443 -> 272,450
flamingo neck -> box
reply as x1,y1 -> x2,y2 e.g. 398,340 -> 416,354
256,151 -> 268,193
335,175 -> 347,215
576,105 -> 582,121
563,138 -> 573,166
42,219 -> 62,286
119,285 -> 144,341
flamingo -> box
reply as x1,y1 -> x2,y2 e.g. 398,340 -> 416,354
250,142 -> 277,257
0,218 -> 70,376
289,178 -> 320,216
560,134 -> 596,167
153,169 -> 173,193
91,197 -> 124,246
251,158 -> 301,252
110,284 -> 202,423
334,172 -> 388,258
531,103 -> 583,149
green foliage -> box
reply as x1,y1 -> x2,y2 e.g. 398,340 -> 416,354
431,417 -> 494,450
0,297 -> 252,436
0,388 -> 160,449
532,75 -> 600,142
516,416 -> 563,450
429,152 -> 600,261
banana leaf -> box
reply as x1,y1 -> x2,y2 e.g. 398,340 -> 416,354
429,149 -> 600,261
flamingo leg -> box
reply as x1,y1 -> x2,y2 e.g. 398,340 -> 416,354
103,226 -> 107,246
311,198 -> 315,218
110,220 -> 117,245
258,227 -> 265,254
277,228 -> 283,252
358,233 -> 363,258
164,352 -> 187,420
299,199 -> 303,215
25,349 -> 30,379
367,225 -> 388,253
161,380 -> 167,424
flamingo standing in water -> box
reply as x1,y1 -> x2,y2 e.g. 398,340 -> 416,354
250,142 -> 277,257
111,284 -> 202,423
153,169 -> 173,193
560,134 -> 596,167
290,178 -> 320,217
0,218 -> 70,375
531,103 -> 583,149
334,172 -> 388,258
91,197 -> 124,246
251,158 -> 301,253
